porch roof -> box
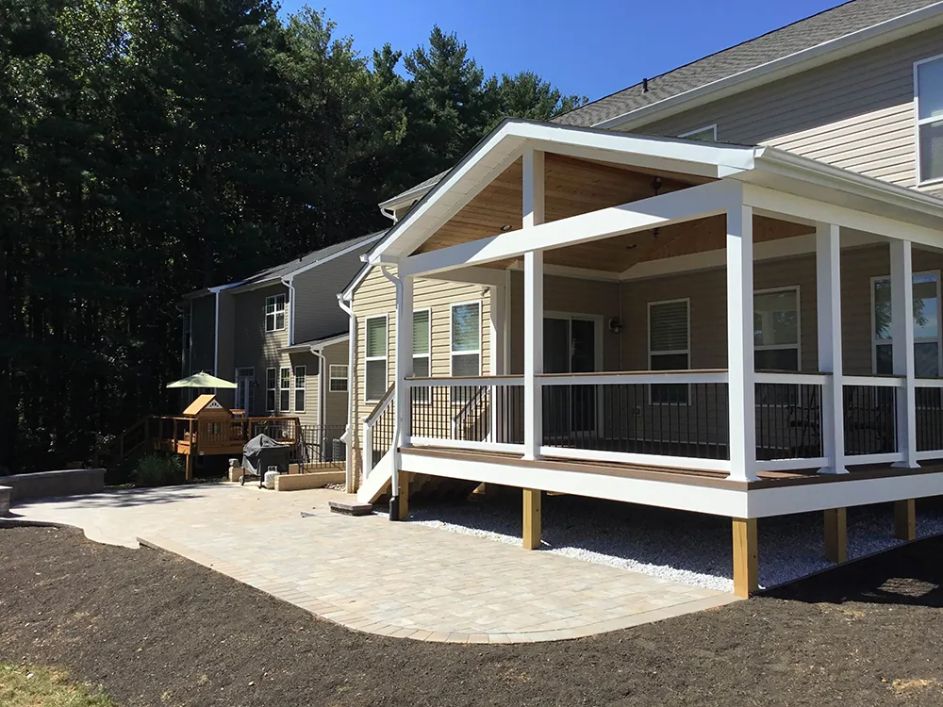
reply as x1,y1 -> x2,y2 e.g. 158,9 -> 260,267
366,119 -> 943,272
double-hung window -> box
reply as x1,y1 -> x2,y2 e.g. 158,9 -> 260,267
916,55 -> 943,184
412,309 -> 431,403
365,315 -> 388,401
872,272 -> 941,377
754,288 -> 800,371
279,366 -> 291,411
265,368 -> 276,412
265,294 -> 287,332
648,299 -> 690,403
294,365 -> 306,412
329,365 -> 348,392
450,302 -> 481,376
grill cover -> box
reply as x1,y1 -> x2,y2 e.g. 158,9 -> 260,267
242,434 -> 290,477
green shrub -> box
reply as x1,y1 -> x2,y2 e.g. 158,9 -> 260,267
134,454 -> 184,487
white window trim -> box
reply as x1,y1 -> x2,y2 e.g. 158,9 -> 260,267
914,54 -> 943,187
265,367 -> 276,412
279,366 -> 291,412
754,286 -> 801,371
449,300 -> 482,377
264,293 -> 288,333
329,364 -> 348,393
870,270 -> 942,375
364,314 -> 389,402
294,365 -> 306,412
647,298 -> 691,405
679,124 -> 718,142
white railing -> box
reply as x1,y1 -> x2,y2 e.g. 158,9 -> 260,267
841,374 -> 903,465
753,372 -> 829,472
362,385 -> 395,478
915,377 -> 943,461
406,375 -> 525,454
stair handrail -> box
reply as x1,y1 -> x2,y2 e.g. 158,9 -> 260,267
362,384 -> 395,478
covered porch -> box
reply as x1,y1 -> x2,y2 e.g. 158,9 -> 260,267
360,120 -> 943,595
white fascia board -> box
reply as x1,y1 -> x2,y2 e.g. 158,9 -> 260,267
367,119 -> 757,264
399,179 -> 743,277
284,232 -> 386,283
595,3 -> 943,131
340,262 -> 375,303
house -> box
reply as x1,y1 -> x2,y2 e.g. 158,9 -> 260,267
342,0 -> 943,597
181,231 -> 384,443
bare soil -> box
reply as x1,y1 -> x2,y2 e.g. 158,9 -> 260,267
2,525 -> 943,706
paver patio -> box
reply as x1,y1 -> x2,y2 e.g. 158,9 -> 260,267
7,483 -> 735,642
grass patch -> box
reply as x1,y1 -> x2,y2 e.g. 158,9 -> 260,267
0,663 -> 115,706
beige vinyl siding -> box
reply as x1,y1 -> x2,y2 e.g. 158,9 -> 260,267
636,27 -> 943,198
350,266 -> 493,433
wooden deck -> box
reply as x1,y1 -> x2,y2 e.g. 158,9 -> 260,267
402,445 -> 943,491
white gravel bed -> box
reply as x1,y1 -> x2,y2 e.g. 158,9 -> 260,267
411,495 -> 943,592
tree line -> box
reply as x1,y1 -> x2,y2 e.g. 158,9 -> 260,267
0,0 -> 583,472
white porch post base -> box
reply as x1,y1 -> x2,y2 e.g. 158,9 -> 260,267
816,223 -> 847,475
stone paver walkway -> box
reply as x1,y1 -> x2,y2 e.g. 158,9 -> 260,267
8,483 -> 735,643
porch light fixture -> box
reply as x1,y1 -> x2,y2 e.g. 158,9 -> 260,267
608,317 -> 623,334
500,224 -> 513,232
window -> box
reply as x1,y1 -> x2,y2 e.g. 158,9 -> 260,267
265,368 -> 276,412
679,124 -> 717,142
265,294 -> 287,332
648,299 -> 690,403
279,366 -> 291,411
365,315 -> 388,401
872,272 -> 941,377
916,56 -> 943,184
754,288 -> 800,371
294,365 -> 306,412
450,302 -> 481,376
235,367 -> 255,411
329,364 -> 348,392
413,309 -> 431,402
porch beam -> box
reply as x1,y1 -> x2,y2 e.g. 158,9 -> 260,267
741,183 -> 943,249
523,488 -> 542,550
726,204 -> 757,482
399,179 -> 741,278
522,148 -> 545,461
815,223 -> 847,474
890,240 -> 919,469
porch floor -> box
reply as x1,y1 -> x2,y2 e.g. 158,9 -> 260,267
403,446 -> 943,491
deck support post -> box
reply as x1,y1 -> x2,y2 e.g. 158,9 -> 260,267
523,488 -> 542,550
522,148 -> 545,462
816,223 -> 847,474
732,517 -> 758,598
823,508 -> 848,564
894,499 -> 916,541
726,201 -> 757,482
396,472 -> 411,521
890,240 -> 919,469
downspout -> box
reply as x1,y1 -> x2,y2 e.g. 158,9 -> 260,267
380,265 -> 402,505
309,345 -> 327,444
338,293 -> 357,493
281,276 -> 296,346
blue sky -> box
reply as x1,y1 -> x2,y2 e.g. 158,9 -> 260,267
276,0 -> 841,101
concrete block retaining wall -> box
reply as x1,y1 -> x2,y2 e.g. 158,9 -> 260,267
0,468 -> 106,502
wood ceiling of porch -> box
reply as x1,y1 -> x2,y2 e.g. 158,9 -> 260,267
414,152 -> 811,274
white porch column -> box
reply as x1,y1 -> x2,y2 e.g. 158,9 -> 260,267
522,148 -> 545,461
816,223 -> 847,474
726,204 -> 757,482
394,273 -> 414,491
890,239 -> 919,468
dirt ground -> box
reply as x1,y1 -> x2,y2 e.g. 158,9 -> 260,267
2,525 -> 943,706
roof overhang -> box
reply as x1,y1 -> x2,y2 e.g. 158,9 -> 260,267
593,2 -> 943,131
281,332 -> 349,353
367,119 -> 760,264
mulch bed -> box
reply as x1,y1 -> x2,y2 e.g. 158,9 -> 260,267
2,526 -> 943,706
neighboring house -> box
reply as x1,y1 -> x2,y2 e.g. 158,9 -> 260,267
343,0 -> 943,597
181,231 -> 384,434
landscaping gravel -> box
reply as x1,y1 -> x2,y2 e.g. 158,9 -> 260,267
411,493 -> 943,591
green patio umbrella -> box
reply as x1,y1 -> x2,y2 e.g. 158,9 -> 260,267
165,371 -> 237,389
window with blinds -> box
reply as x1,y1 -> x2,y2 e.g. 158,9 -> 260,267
451,302 -> 481,377
916,56 -> 943,184
279,367 -> 291,412
649,299 -> 689,404
413,309 -> 431,403
365,315 -> 387,401
329,364 -> 348,392
265,367 -> 276,412
294,365 -> 306,412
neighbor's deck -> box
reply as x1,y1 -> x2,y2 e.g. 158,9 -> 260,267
401,445 -> 943,491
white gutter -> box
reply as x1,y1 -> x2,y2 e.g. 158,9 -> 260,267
593,3 -> 943,130
337,293 -> 357,493
281,276 -> 295,346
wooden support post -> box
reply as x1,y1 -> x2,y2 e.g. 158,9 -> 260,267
823,508 -> 847,564
894,499 -> 916,541
523,488 -> 542,550
732,517 -> 758,598
397,472 -> 411,521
